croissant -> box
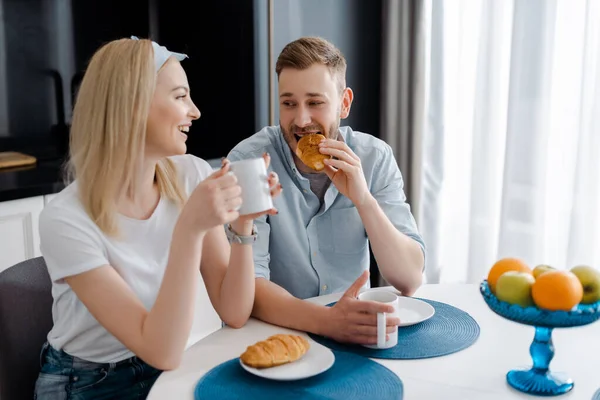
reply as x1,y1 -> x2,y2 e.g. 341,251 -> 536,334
296,134 -> 330,171
240,334 -> 310,369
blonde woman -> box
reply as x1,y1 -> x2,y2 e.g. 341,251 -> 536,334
33,37 -> 280,399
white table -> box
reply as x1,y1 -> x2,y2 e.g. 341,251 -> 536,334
147,284 -> 600,400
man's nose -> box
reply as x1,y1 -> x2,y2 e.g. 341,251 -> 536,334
293,105 -> 311,128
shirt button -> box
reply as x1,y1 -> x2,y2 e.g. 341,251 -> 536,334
313,252 -> 317,256
322,284 -> 328,291
303,189 -> 308,193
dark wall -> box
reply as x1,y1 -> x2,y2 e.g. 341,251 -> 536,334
70,0 -> 150,112
73,0 -> 257,162
72,0 -> 150,72
0,0 -> 256,162
350,0 -> 382,139
1,1 -> 55,139
156,0 -> 256,161
352,0 -> 383,287
0,0 -> 152,158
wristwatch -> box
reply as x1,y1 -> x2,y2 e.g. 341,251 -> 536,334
226,223 -> 258,245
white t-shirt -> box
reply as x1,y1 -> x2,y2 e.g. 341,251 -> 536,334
39,154 -> 222,363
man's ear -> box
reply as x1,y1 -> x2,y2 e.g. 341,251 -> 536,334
340,87 -> 354,119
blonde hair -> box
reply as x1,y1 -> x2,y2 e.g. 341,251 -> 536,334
67,38 -> 186,236
275,36 -> 347,93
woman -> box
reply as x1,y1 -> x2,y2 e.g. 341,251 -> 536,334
34,37 -> 280,399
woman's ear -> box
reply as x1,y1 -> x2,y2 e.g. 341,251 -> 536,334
340,87 -> 354,119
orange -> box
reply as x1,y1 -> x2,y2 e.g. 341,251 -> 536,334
532,270 -> 583,311
487,257 -> 532,293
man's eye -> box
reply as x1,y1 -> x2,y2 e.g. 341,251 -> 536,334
282,102 -> 295,107
310,101 -> 324,106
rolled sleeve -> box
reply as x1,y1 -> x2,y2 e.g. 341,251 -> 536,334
252,215 -> 271,280
372,145 -> 427,263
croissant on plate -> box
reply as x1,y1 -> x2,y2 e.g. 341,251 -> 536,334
240,334 -> 310,369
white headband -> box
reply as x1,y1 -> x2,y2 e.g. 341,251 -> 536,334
130,36 -> 188,72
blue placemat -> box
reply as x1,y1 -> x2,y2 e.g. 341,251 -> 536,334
194,350 -> 403,400
308,298 -> 480,359
593,389 -> 600,400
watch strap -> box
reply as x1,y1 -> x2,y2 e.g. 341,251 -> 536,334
226,223 -> 258,245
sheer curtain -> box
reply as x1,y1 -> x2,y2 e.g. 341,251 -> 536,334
419,0 -> 600,284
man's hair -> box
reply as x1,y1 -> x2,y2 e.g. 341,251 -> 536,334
275,36 -> 347,93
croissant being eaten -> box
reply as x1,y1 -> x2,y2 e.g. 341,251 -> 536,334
240,334 -> 310,369
295,134 -> 330,171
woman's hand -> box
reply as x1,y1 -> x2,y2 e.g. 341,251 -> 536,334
225,152 -> 282,224
181,163 -> 242,235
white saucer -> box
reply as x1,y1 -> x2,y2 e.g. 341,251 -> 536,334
239,340 -> 335,381
396,296 -> 435,327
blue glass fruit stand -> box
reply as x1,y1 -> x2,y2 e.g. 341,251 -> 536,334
480,280 -> 600,396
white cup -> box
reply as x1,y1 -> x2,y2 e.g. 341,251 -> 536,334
228,158 -> 273,216
357,290 -> 399,349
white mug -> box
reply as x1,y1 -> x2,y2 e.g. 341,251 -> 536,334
357,290 -> 399,349
228,158 -> 273,216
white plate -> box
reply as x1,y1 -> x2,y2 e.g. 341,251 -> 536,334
396,296 -> 435,327
239,340 -> 335,381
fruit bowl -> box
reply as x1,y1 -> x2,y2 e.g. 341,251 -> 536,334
480,280 -> 600,328
480,280 -> 600,396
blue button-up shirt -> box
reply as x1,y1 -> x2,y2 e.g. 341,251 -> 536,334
227,126 -> 425,299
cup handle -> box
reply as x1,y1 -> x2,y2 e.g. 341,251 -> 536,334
377,312 -> 386,348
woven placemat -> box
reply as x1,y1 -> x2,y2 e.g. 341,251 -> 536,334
194,350 -> 403,400
308,298 -> 480,359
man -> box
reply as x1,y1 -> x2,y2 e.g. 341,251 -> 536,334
227,37 -> 425,345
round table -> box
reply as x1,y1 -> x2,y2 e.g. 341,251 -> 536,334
147,284 -> 600,400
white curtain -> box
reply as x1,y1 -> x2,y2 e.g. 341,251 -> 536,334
419,0 -> 600,284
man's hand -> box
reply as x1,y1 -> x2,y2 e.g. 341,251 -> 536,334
319,139 -> 372,207
323,271 -> 399,345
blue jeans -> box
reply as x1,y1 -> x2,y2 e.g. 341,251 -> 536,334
34,342 -> 162,400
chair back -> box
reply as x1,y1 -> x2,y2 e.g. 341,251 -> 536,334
0,257 -> 53,400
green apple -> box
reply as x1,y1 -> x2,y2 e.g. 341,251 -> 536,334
495,271 -> 535,307
570,265 -> 600,304
533,264 -> 556,279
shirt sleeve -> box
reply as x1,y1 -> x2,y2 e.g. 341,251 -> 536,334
250,214 -> 271,280
227,149 -> 272,280
187,155 -> 216,185
371,144 -> 427,264
39,207 -> 109,283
